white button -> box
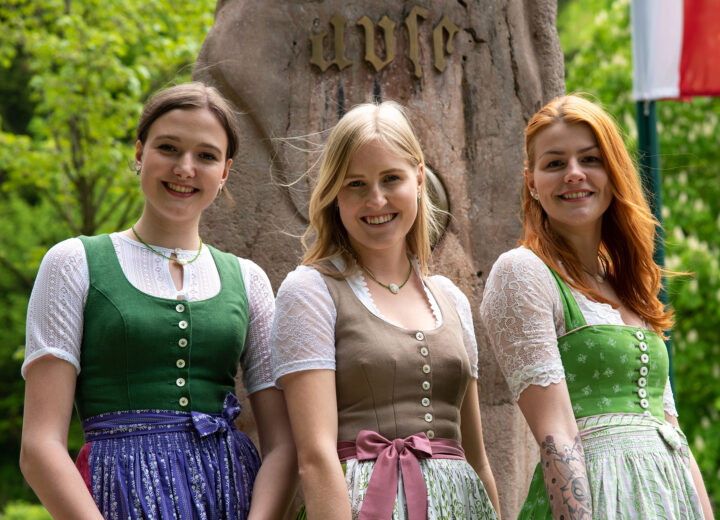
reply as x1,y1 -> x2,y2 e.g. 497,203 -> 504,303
426,429 -> 435,439
176,359 -> 186,369
420,347 -> 429,357
422,381 -> 431,391
638,342 -> 648,352
635,330 -> 645,340
415,331 -> 425,341
424,413 -> 433,422
640,353 -> 649,364
176,378 -> 186,387
422,364 -> 431,374
179,397 -> 189,406
421,397 -> 430,407
643,410 -> 652,416
639,366 -> 648,376
175,303 -> 185,313
179,320 -> 188,330
638,377 -> 647,387
640,398 -> 649,409
638,388 -> 647,398
178,338 -> 188,348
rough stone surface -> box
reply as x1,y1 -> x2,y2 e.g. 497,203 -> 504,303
194,1 -> 564,517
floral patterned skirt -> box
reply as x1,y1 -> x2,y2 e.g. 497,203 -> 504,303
518,413 -> 704,519
75,395 -> 260,520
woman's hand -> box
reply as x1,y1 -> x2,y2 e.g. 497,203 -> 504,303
518,381 -> 592,520
280,369 -> 351,520
20,356 -> 104,520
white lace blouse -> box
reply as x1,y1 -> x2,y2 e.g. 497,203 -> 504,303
479,246 -> 678,416
271,260 -> 480,382
22,233 -> 275,395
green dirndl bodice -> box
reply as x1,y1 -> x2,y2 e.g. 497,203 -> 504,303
518,268 -> 704,519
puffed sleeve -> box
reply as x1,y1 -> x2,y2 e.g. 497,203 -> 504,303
430,275 -> 479,379
22,238 -> 89,378
479,247 -> 566,400
237,258 -> 276,394
271,266 -> 337,382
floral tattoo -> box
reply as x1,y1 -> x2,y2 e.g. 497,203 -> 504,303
540,434 -> 591,520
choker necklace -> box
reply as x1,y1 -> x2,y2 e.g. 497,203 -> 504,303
131,225 -> 203,265
360,257 -> 413,294
583,268 -> 606,284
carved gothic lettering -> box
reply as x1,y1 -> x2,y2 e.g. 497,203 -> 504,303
309,12 -> 352,72
404,6 -> 429,78
357,15 -> 396,72
432,14 -> 459,73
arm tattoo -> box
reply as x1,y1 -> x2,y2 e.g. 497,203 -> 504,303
540,434 -> 591,520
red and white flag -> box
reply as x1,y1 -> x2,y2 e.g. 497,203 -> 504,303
632,0 -> 720,100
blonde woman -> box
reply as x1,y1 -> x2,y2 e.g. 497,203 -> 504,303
271,102 -> 500,519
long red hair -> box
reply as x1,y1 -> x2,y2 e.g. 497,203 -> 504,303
521,95 -> 672,333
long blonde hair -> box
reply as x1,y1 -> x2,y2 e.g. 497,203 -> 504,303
522,94 -> 672,333
302,101 -> 442,276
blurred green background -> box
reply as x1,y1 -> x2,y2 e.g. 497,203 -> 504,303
1,0 -> 717,516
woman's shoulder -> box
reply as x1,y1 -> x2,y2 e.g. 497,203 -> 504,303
428,274 -> 467,303
487,246 -> 550,279
41,237 -> 87,267
277,265 -> 326,294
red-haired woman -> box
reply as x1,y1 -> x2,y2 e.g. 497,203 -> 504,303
480,95 -> 713,519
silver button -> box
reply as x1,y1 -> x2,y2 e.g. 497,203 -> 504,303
179,397 -> 189,406
176,359 -> 186,369
422,381 -> 431,391
640,353 -> 649,364
415,331 -> 425,341
420,347 -> 429,357
421,397 -> 430,407
639,366 -> 648,376
638,377 -> 647,387
176,378 -> 186,387
638,341 -> 648,352
178,320 -> 188,330
422,364 -> 431,374
638,388 -> 647,398
175,303 -> 185,313
640,398 -> 649,409
426,429 -> 435,439
424,413 -> 433,423
178,338 -> 188,348
635,330 -> 645,340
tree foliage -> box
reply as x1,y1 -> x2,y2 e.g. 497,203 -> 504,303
0,0 -> 215,508
559,0 -> 720,506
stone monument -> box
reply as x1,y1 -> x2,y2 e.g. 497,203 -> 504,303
193,1 -> 564,517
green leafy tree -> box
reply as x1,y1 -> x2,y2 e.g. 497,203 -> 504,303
559,0 -> 720,507
0,0 -> 215,507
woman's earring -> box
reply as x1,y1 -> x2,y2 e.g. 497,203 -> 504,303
417,191 -> 421,201
531,191 -> 540,200
135,163 -> 142,175
218,183 -> 224,195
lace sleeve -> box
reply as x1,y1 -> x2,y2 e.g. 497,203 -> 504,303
663,376 -> 678,417
271,266 -> 337,382
22,238 -> 89,378
430,275 -> 479,379
479,247 -> 566,400
238,258 -> 276,395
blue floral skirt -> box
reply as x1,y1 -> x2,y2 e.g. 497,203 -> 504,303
75,394 -> 260,520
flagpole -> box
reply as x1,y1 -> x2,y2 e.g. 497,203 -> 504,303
636,99 -> 674,389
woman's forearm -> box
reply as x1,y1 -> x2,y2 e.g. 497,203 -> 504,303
298,456 -> 351,520
247,441 -> 299,520
20,440 -> 103,520
539,433 -> 592,520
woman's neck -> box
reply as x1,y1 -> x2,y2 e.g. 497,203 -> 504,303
129,215 -> 202,250
355,245 -> 412,281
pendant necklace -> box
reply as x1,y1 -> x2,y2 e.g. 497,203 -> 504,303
131,225 -> 203,266
360,257 -> 413,294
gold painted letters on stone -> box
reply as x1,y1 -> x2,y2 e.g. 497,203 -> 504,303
432,15 -> 460,73
405,6 -> 429,78
357,15 -> 396,72
309,8 -> 458,76
309,12 -> 352,72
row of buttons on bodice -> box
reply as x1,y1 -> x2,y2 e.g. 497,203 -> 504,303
415,331 -> 435,439
635,329 -> 652,416
175,302 -> 190,407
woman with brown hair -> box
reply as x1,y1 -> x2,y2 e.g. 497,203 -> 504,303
272,101 -> 500,519
480,94 -> 713,519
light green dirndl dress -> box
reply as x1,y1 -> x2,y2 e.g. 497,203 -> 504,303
518,268 -> 704,520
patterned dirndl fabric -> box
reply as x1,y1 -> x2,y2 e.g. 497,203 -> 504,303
519,413 -> 704,519
75,393 -> 260,520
